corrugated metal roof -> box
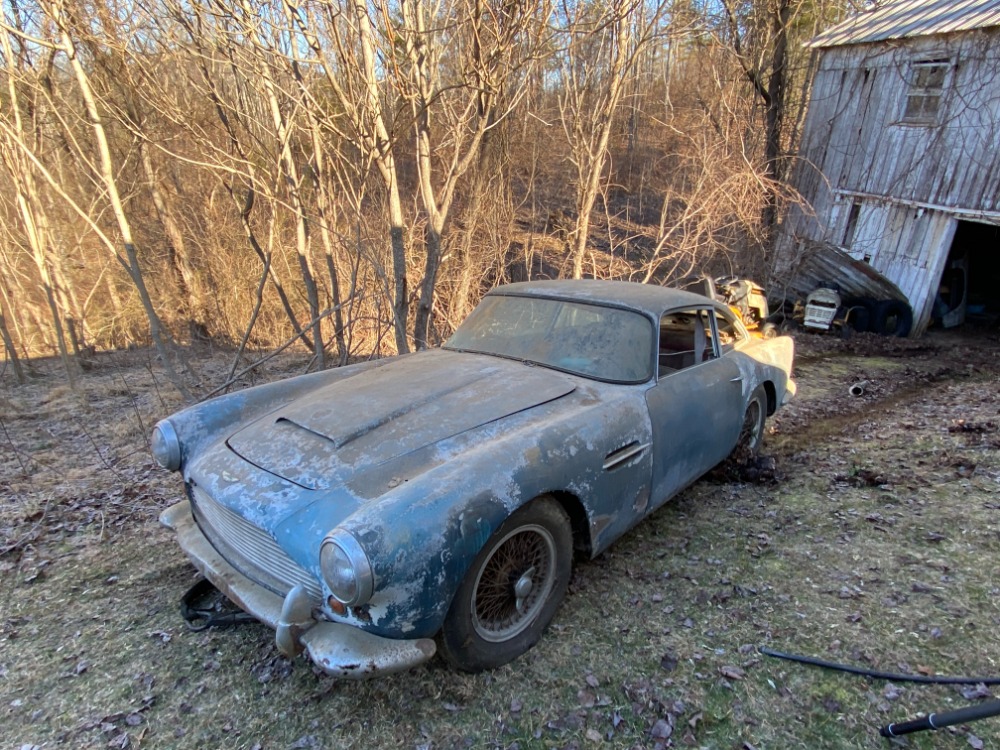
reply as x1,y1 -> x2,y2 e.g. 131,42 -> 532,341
809,0 -> 1000,48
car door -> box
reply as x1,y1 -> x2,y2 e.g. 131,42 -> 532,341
644,306 -> 744,507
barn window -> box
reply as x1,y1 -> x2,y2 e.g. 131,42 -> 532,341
902,59 -> 950,123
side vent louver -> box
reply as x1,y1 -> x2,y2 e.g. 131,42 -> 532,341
603,441 -> 649,471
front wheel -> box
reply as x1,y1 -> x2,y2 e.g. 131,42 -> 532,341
439,497 -> 572,672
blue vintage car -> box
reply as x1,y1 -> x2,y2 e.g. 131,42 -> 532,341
154,280 -> 795,677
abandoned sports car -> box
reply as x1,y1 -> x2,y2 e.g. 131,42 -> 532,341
153,280 -> 796,677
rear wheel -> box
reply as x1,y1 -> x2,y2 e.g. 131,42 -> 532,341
732,385 -> 767,459
439,497 -> 572,672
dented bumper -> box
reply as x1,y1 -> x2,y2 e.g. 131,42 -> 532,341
159,501 -> 436,678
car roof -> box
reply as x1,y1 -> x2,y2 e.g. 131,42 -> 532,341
488,280 -> 721,318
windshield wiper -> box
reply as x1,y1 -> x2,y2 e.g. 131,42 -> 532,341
445,346 -> 539,368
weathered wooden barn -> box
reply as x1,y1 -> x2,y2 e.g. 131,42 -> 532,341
775,0 -> 1000,335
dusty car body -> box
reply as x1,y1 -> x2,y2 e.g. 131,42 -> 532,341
154,280 -> 795,677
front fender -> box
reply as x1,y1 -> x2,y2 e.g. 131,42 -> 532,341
329,389 -> 650,639
328,425 -> 568,638
343,483 -> 511,639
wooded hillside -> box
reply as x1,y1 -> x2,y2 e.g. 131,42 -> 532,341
0,0 -> 854,391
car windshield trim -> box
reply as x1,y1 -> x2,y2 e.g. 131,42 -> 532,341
443,294 -> 654,384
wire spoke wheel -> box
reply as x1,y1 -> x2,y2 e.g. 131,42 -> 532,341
729,385 -> 767,463
472,524 -> 556,642
740,398 -> 763,452
440,497 -> 571,671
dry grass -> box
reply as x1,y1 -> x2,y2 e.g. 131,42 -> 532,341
2,331 -> 1000,749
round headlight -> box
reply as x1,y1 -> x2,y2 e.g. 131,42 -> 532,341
151,420 -> 181,471
320,532 -> 373,607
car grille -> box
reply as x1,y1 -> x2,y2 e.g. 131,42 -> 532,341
189,485 -> 324,603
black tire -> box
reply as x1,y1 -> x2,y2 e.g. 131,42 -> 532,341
439,497 -> 572,672
769,312 -> 799,333
871,299 -> 913,337
731,385 -> 767,459
844,299 -> 872,333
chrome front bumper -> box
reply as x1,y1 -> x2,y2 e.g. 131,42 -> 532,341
160,500 -> 436,678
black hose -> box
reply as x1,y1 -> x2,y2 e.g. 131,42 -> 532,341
759,646 -> 1000,685
881,701 -> 1000,737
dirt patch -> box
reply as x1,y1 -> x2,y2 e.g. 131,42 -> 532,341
2,330 -> 1000,749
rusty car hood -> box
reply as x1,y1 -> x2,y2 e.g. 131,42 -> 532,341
225,349 -> 576,492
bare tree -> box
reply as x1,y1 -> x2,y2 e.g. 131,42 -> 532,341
33,0 -> 190,396
0,10 -> 79,384
161,0 -> 320,352
229,0 -> 325,368
557,0 -> 661,279
288,0 -> 412,354
396,0 -> 546,347
716,0 -> 847,235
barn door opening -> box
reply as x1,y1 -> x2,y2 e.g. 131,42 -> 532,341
932,220 -> 1000,330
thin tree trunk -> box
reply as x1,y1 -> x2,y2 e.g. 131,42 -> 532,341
0,298 -> 26,384
413,218 -> 445,348
0,15 -> 76,385
452,184 -> 486,321
287,20 -> 347,364
287,0 -> 411,354
139,140 -> 206,339
356,0 -> 409,354
762,0 -> 791,235
12,184 -> 77,386
400,0 -> 507,348
227,184 -> 314,351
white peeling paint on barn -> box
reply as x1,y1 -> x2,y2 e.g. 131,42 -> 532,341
776,1 -> 1000,335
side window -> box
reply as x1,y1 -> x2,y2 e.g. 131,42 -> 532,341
713,309 -> 745,353
658,308 -> 716,376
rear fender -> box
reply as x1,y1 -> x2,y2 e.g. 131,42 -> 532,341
733,335 -> 796,407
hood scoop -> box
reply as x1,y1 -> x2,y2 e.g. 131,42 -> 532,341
227,351 -> 575,490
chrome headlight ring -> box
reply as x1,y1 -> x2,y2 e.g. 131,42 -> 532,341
320,531 -> 374,607
151,419 -> 181,471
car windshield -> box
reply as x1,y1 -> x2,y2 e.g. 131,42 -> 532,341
444,295 -> 654,383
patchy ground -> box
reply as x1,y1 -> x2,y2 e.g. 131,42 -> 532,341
1,329 -> 999,750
